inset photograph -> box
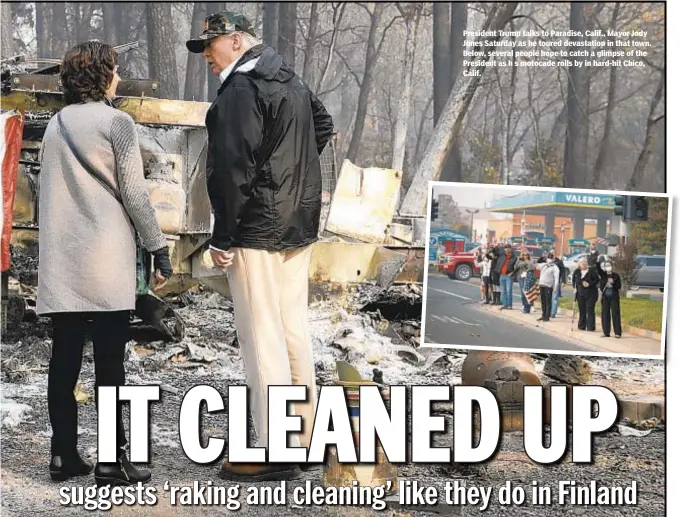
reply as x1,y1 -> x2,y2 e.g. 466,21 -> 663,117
422,182 -> 670,359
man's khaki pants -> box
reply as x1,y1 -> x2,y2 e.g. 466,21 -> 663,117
226,245 -> 317,449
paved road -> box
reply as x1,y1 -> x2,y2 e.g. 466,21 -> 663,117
424,274 -> 591,352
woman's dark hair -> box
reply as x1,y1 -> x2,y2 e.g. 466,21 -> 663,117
60,41 -> 118,105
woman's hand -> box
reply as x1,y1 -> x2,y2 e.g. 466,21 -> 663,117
151,246 -> 173,291
154,269 -> 167,290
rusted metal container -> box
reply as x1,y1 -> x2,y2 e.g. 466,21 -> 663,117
322,378 -> 399,495
461,350 -> 543,432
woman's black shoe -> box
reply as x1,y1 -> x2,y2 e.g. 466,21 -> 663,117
94,452 -> 151,487
50,453 -> 94,482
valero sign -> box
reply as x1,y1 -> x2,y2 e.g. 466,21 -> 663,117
557,193 -> 616,208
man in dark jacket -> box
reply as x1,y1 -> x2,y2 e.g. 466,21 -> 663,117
495,243 -> 517,309
187,11 -> 333,482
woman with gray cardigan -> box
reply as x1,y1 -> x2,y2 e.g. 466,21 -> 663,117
37,42 -> 172,487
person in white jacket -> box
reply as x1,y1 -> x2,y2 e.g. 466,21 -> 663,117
536,253 -> 561,322
480,250 -> 492,304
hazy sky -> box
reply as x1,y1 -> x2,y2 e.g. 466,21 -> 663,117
432,185 -> 528,210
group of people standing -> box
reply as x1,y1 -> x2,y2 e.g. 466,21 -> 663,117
476,243 -> 623,338
477,244 -> 565,316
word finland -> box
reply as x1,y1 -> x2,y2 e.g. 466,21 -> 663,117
97,385 -> 618,465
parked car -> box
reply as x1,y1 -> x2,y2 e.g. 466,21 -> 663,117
563,253 -> 588,282
438,247 -> 481,281
633,255 -> 665,290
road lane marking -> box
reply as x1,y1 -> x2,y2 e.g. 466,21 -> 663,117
429,314 -> 481,326
429,288 -> 472,300
447,315 -> 481,326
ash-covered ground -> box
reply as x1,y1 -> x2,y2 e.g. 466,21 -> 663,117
1,280 -> 665,517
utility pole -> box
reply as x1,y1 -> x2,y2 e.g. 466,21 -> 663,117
466,208 -> 479,242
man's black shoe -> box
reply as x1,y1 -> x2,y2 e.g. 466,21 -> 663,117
50,453 -> 94,482
95,452 -> 151,487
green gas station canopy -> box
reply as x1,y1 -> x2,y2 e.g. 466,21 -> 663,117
487,191 -> 617,217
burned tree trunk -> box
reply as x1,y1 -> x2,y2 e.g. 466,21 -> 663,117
626,72 -> 665,190
102,2 -> 118,44
345,3 -> 385,164
146,3 -> 179,99
206,2 -> 226,100
591,3 -> 620,189
562,3 -> 589,188
278,2 -> 297,69
184,2 -> 207,101
302,3 -> 319,86
35,3 -> 50,57
263,2 -> 278,50
399,3 -> 518,216
440,2 -> 468,182
103,2 -> 129,68
74,3 -> 94,43
315,3 -> 346,93
1,2 -> 13,58
51,2 -> 69,58
391,4 -> 423,171
432,3 -> 451,124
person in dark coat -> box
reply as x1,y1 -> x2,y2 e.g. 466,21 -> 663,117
186,11 -> 333,482
587,243 -> 600,268
599,261 -> 623,338
572,257 -> 600,331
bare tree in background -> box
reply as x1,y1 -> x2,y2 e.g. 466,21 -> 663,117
591,2 -> 620,188
391,3 -> 423,171
562,2 -> 588,188
72,3 -> 94,43
51,3 -> 68,57
35,3 -> 50,57
102,2 -> 130,69
301,3 -> 319,86
432,3 -> 450,124
184,2 -> 207,101
102,2 -> 117,44
146,3 -> 179,99
1,2 -> 13,57
263,2 -> 278,49
400,3 -> 519,216
345,3 -> 393,163
315,2 -> 346,93
442,2 -> 468,182
626,71 -> 665,190
8,2 -> 665,194
206,2 -> 226,100
278,2 -> 297,68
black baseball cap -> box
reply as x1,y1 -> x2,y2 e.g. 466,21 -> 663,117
186,11 -> 257,53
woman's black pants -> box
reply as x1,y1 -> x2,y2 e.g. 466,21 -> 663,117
540,286 -> 553,321
601,296 -> 622,337
577,291 -> 597,331
48,311 -> 129,457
